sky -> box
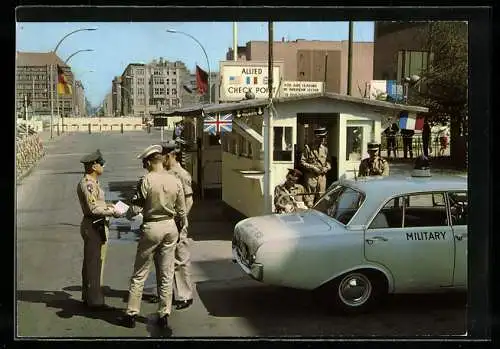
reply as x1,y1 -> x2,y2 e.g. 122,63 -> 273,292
16,21 -> 374,107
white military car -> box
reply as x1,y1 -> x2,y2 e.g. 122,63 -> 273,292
232,175 -> 467,312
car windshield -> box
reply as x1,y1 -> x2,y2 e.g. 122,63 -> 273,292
312,184 -> 365,225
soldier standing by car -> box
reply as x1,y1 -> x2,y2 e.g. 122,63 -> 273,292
77,149 -> 122,309
300,127 -> 331,208
274,168 -> 307,213
119,145 -> 187,334
358,142 -> 390,177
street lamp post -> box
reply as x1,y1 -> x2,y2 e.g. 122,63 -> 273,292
50,27 -> 97,139
65,49 -> 94,65
166,29 -> 211,104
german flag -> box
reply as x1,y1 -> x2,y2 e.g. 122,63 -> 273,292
57,65 -> 72,95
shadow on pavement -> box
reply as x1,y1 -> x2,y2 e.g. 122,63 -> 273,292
16,289 -> 149,327
195,277 -> 467,336
188,199 -> 241,242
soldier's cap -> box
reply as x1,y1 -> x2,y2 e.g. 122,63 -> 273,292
287,168 -> 303,179
80,149 -> 105,165
137,144 -> 163,160
314,127 -> 328,137
367,142 -> 381,151
161,140 -> 180,154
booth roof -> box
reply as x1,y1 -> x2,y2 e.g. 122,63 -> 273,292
154,92 -> 429,117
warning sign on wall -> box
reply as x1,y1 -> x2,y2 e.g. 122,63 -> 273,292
278,81 -> 324,98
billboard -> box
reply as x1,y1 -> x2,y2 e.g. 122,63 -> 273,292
219,61 -> 284,102
278,81 -> 324,98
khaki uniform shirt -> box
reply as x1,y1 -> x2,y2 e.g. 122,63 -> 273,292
300,144 -> 331,177
167,162 -> 193,214
140,170 -> 187,221
358,156 -> 390,177
77,174 -> 113,217
274,183 -> 306,213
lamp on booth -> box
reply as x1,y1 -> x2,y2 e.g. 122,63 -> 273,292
257,107 -> 263,116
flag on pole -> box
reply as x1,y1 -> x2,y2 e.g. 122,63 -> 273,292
399,111 -> 416,130
203,113 -> 233,135
57,65 -> 72,95
196,65 -> 208,95
414,114 -> 425,131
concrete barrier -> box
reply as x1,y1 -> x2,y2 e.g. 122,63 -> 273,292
55,117 -> 144,133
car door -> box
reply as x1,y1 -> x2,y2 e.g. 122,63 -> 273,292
447,191 -> 468,287
364,192 -> 455,292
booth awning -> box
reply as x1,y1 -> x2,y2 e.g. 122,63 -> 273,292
154,92 -> 428,118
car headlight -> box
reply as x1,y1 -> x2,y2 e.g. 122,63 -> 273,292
249,254 -> 256,264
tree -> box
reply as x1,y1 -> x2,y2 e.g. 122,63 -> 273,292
410,22 -> 468,168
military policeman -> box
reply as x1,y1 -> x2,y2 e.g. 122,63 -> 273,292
300,127 -> 331,207
358,142 -> 390,177
162,140 -> 194,310
119,145 -> 187,333
274,168 -> 307,214
77,149 -> 122,309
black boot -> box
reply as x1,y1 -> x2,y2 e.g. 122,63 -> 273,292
175,299 -> 193,310
118,314 -> 136,328
157,314 -> 173,336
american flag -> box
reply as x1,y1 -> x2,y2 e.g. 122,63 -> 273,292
203,113 -> 233,135
229,76 -> 242,85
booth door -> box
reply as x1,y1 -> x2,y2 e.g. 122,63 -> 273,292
202,133 -> 222,194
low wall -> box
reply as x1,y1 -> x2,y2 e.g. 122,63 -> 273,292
54,117 -> 144,133
16,134 -> 45,181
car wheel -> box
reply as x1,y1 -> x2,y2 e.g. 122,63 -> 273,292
330,270 -> 386,314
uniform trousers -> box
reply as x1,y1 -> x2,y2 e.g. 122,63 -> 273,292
80,217 -> 107,306
153,197 -> 194,302
126,219 -> 178,318
303,173 -> 327,208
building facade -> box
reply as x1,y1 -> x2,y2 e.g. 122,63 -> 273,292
73,80 -> 87,117
373,22 -> 432,82
16,51 -> 74,119
103,92 -> 113,117
119,58 -> 191,118
111,76 -> 122,117
225,39 -> 374,97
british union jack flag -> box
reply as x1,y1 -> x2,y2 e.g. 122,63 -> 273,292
203,113 -> 233,135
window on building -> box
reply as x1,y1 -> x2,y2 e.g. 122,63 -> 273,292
172,99 -> 178,106
166,88 -> 170,95
172,78 -> 177,84
273,126 -> 293,161
397,50 -> 434,82
172,71 -> 176,75
153,69 -> 161,76
172,88 -> 177,95
138,78 -> 145,84
159,88 -> 165,95
166,79 -> 170,84
346,126 -> 363,161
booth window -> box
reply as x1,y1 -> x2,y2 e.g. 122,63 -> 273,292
273,126 -> 293,161
346,126 -> 363,161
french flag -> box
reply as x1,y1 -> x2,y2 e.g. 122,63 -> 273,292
399,111 -> 425,131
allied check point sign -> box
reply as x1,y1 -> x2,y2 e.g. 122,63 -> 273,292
203,113 -> 233,135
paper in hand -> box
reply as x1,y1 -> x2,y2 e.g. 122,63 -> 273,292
114,201 -> 130,215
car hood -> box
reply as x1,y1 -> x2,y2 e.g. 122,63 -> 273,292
234,210 -> 334,254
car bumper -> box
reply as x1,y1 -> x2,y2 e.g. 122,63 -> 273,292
232,247 -> 264,281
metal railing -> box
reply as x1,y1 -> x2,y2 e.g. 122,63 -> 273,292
381,133 -> 450,158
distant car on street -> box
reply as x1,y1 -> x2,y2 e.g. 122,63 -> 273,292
232,175 -> 467,313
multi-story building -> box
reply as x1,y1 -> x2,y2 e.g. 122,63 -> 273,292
111,76 -> 122,117
373,22 -> 433,82
73,80 -> 87,117
225,39 -> 374,97
16,51 -> 74,119
103,92 -> 113,117
119,58 -> 190,119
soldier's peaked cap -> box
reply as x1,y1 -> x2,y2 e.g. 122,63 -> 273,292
367,142 -> 381,151
314,127 -> 328,137
161,140 -> 179,154
80,149 -> 105,164
137,144 -> 163,159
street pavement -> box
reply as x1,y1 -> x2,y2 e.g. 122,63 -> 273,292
16,130 -> 466,338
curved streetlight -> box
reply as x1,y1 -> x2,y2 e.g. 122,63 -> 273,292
65,49 -> 94,64
53,27 -> 98,54
166,29 -> 212,104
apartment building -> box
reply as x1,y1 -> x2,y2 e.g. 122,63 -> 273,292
16,51 -> 74,118
225,39 -> 374,97
119,58 -> 191,118
103,92 -> 113,117
73,80 -> 87,117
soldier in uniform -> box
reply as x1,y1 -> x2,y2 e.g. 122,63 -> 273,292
77,149 -> 122,309
300,127 -> 331,208
119,145 -> 187,333
162,140 -> 194,310
274,168 -> 307,214
358,142 -> 390,177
